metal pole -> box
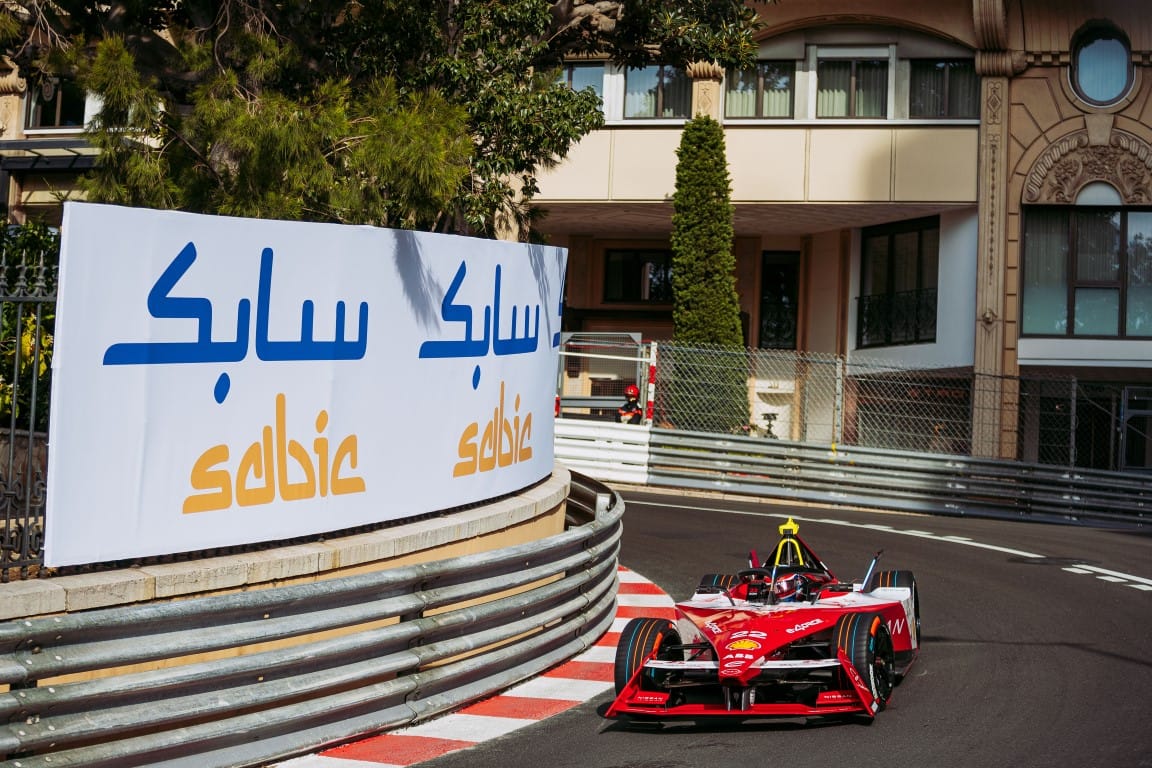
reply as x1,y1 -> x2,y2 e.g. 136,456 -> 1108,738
1069,378 -> 1077,468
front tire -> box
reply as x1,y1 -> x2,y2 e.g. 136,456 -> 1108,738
835,612 -> 895,711
614,617 -> 681,695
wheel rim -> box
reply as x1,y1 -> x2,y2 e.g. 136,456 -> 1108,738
872,625 -> 895,701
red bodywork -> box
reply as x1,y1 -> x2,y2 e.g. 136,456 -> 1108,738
607,522 -> 919,721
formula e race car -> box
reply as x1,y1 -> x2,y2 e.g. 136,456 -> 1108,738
608,518 -> 919,722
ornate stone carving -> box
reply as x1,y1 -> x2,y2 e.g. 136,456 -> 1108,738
0,70 -> 26,95
985,131 -> 1000,280
986,80 -> 1002,125
1024,130 -> 1152,204
973,0 -> 1008,51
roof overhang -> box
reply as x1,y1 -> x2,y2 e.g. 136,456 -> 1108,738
0,138 -> 99,171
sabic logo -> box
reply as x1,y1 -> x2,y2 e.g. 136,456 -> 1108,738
454,381 -> 534,476
185,393 -> 365,513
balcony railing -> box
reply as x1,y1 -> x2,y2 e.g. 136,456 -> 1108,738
857,288 -> 938,348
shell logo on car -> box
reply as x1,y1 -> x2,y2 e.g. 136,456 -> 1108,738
726,639 -> 762,651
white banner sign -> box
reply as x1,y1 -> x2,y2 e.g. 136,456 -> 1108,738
46,203 -> 567,566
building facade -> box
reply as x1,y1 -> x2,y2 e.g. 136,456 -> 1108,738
1,0 -> 1150,469
535,0 -> 1152,470
0,62 -> 97,225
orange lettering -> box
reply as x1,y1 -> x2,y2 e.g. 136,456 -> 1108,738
184,444 -> 231,513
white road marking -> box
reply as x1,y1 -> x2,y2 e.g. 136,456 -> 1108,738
401,714 -> 537,741
503,676 -> 611,701
276,758 -> 398,768
1079,565 -> 1152,586
577,646 -> 616,663
639,501 -> 1151,590
616,593 -> 676,607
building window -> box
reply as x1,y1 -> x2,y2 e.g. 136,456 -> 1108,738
558,62 -> 604,107
624,65 -> 690,119
604,248 -> 672,302
909,60 -> 979,118
816,57 -> 888,118
1022,207 -> 1152,338
759,252 -> 799,349
725,61 -> 794,119
857,217 -> 939,348
25,78 -> 86,129
1072,24 -> 1132,106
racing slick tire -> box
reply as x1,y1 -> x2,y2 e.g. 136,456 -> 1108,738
697,573 -> 739,591
834,612 -> 895,712
614,617 -> 681,695
870,570 -> 920,676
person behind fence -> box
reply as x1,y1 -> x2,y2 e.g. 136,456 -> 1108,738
615,384 -> 643,424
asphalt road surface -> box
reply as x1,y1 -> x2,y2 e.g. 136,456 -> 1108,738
408,488 -> 1152,768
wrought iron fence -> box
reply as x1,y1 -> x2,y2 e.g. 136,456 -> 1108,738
857,288 -> 938,348
0,225 -> 57,581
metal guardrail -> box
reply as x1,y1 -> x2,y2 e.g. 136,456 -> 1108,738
0,473 -> 622,767
645,429 -> 1151,528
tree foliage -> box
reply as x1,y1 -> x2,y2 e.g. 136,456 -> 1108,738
667,114 -> 748,433
0,1 -> 765,238
671,115 -> 742,346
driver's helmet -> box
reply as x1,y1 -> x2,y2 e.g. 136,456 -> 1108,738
772,572 -> 800,602
625,384 -> 640,399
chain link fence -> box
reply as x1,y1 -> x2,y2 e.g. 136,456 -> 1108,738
558,337 -> 1152,473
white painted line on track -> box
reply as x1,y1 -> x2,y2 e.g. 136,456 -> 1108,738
1095,575 -> 1128,583
503,676 -> 611,701
616,593 -> 677,607
578,646 -> 616,663
638,501 -> 1152,587
400,714 -> 538,741
1128,584 -> 1152,592
283,758 -> 402,768
640,502 -> 1050,560
1080,565 -> 1152,586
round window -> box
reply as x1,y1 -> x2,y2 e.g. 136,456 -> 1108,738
1072,26 -> 1131,105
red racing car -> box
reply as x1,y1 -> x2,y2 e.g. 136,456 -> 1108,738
608,518 -> 920,722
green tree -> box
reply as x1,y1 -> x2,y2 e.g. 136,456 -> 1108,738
666,114 -> 748,433
1,1 -> 765,238
0,222 -> 59,433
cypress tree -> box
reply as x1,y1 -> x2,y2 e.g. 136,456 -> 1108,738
666,114 -> 749,433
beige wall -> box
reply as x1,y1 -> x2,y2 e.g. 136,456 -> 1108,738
804,230 -> 847,355
538,126 -> 978,206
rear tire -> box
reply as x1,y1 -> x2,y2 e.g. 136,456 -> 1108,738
870,570 -> 920,637
870,570 -> 920,676
614,617 -> 681,695
696,573 -> 738,591
834,612 -> 895,711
